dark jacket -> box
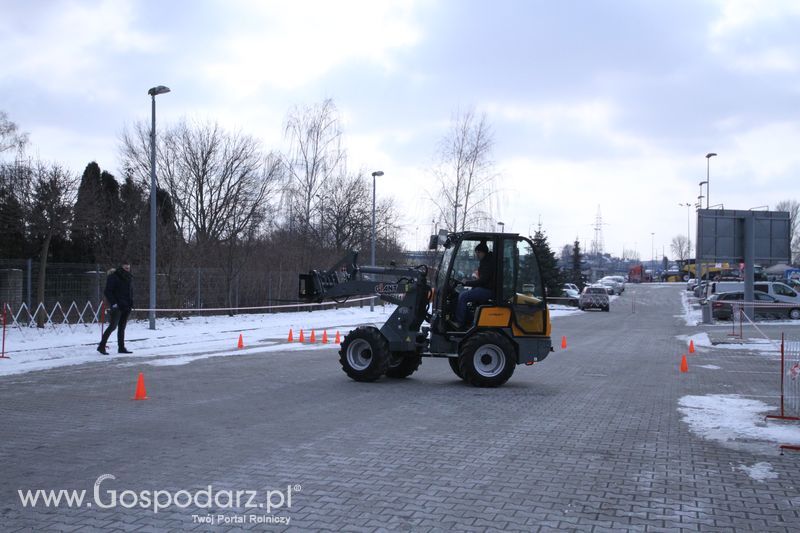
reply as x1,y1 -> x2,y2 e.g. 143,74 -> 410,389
465,252 -> 495,290
105,268 -> 133,311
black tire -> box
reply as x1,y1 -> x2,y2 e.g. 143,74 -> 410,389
458,331 -> 516,388
448,357 -> 465,380
338,327 -> 389,382
385,351 -> 422,378
603,306 -> 610,312
790,308 -> 800,320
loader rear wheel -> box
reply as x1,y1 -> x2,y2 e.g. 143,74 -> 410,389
339,327 -> 389,382
385,351 -> 422,378
458,331 -> 515,388
448,357 -> 465,380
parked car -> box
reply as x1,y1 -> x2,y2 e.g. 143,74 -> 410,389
710,291 -> 800,321
563,288 -> 580,306
563,283 -> 580,294
708,281 -> 800,305
598,279 -> 619,295
579,286 -> 610,312
686,278 -> 697,291
606,276 -> 626,292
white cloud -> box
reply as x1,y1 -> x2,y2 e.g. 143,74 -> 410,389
202,0 -> 423,95
708,0 -> 800,73
0,0 -> 162,100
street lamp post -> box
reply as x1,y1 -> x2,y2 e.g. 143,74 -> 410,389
147,85 -> 170,330
705,152 -> 717,209
651,232 -> 655,280
497,221 -> 505,233
370,170 -> 384,312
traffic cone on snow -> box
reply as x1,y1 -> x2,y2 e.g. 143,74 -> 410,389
689,340 -> 695,354
133,372 -> 148,400
237,333 -> 244,349
299,329 -> 305,343
322,330 -> 328,344
335,331 -> 341,344
680,354 -> 689,373
287,329 -> 293,342
310,330 -> 316,343
561,336 -> 567,349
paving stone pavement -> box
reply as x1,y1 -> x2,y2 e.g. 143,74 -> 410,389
1,284 -> 799,531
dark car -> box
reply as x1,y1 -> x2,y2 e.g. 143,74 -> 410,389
710,291 -> 800,321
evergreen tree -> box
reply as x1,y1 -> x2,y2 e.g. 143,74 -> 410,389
532,229 -> 564,297
71,162 -> 122,262
569,238 -> 584,289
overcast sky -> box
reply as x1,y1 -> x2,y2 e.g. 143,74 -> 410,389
2,0 -> 800,259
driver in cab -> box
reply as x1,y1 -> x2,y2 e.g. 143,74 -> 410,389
452,241 -> 494,329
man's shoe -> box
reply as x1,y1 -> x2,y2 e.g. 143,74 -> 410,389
118,348 -> 133,354
97,345 -> 109,355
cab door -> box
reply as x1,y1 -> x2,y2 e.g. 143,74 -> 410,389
502,236 -> 549,336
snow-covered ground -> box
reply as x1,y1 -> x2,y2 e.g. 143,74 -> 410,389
0,304 -> 580,377
675,332 -> 781,357
678,394 -> 800,456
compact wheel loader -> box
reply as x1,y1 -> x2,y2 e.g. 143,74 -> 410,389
299,231 -> 553,387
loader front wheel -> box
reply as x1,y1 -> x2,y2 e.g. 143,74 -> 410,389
458,331 -> 516,387
385,351 -> 422,378
448,357 -> 465,380
339,327 -> 389,382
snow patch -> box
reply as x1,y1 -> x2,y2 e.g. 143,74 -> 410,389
697,364 -> 721,370
678,394 -> 800,453
679,291 -> 702,326
1,303 -> 577,376
736,462 -> 778,482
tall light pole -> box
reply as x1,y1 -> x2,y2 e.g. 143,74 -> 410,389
705,152 -> 717,209
651,232 -> 655,279
370,170 -> 383,312
497,221 -> 505,233
147,85 -> 170,330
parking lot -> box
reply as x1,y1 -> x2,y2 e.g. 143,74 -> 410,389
1,284 -> 799,531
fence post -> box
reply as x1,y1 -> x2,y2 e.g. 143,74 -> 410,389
1,302 -> 9,359
767,332 -> 799,422
26,258 -> 32,308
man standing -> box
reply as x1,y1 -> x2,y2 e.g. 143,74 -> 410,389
98,262 -> 134,355
453,242 -> 495,329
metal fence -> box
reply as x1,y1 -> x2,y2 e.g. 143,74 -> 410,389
0,259 -> 303,313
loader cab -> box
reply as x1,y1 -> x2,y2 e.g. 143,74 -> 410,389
433,232 -> 549,337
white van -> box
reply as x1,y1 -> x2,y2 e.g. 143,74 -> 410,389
710,281 -> 800,304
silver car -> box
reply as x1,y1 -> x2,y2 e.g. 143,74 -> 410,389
579,286 -> 610,312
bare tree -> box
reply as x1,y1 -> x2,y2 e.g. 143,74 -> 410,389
775,199 -> 800,263
0,111 -> 28,155
671,235 -> 690,262
283,99 -> 346,239
430,109 -> 497,231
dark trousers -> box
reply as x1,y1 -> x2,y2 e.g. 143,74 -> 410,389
456,287 -> 493,325
100,307 -> 130,349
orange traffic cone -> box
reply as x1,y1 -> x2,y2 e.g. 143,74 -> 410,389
237,333 -> 244,349
680,354 -> 688,373
133,372 -> 148,400
299,329 -> 305,343
335,331 -> 341,343
287,329 -> 293,342
689,340 -> 695,354
561,336 -> 567,349
322,330 -> 328,344
310,330 -> 316,343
